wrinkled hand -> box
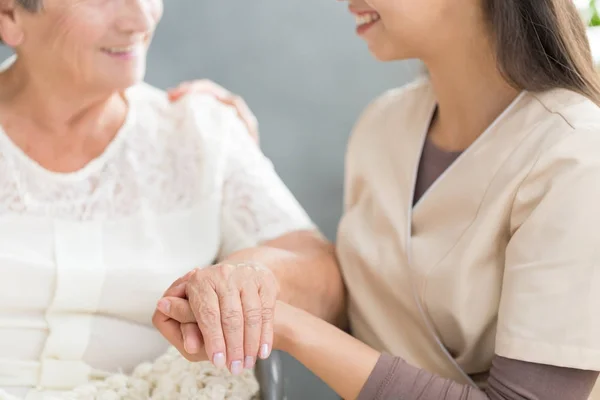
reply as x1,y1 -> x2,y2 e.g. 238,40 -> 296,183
153,262 -> 279,375
167,80 -> 259,143
156,297 -> 299,359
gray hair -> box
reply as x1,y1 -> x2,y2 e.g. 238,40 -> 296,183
17,0 -> 42,12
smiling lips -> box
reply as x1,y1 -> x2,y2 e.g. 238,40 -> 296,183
103,45 -> 137,54
353,11 -> 381,34
101,42 -> 147,60
355,12 -> 380,27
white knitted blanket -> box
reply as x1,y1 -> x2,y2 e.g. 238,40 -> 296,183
0,348 -> 260,400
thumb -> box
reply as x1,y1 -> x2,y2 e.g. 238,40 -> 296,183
157,296 -> 197,323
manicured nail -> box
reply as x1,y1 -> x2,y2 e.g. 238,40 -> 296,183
157,299 -> 170,314
184,335 -> 199,354
231,360 -> 243,375
244,356 -> 255,369
213,353 -> 226,368
259,344 -> 269,359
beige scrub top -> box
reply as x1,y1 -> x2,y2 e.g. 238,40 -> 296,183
336,78 -> 600,393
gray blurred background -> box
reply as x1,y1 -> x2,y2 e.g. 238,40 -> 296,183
0,1 -> 418,398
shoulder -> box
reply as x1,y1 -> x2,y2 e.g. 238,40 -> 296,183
126,82 -> 249,148
345,77 -> 432,169
127,82 -> 239,125
526,90 -> 600,173
531,88 -> 600,132
512,91 -> 600,224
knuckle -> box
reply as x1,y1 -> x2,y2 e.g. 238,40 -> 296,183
227,344 -> 245,357
188,270 -> 203,286
221,310 -> 243,332
264,273 -> 278,288
258,267 -> 274,279
244,307 -> 263,328
198,306 -> 220,326
215,263 -> 234,279
189,272 -> 215,293
261,307 -> 275,322
260,279 -> 279,299
207,333 -> 225,347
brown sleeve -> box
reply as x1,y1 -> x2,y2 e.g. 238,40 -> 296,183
356,354 -> 598,400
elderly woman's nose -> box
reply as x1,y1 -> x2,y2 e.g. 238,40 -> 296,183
118,0 -> 156,33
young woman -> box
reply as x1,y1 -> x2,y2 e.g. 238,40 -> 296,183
157,0 -> 600,398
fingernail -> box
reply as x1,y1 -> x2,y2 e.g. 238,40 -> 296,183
157,299 -> 170,314
213,352 -> 226,368
259,344 -> 270,359
184,336 -> 199,354
231,360 -> 243,375
244,356 -> 255,369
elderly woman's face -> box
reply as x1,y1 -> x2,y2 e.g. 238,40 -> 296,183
12,0 -> 163,90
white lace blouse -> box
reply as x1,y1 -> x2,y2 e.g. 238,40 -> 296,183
0,78 -> 314,399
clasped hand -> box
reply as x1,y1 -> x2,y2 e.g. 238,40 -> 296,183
152,262 -> 279,375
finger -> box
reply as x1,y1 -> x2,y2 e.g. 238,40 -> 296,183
258,281 -> 277,360
181,322 -> 203,355
168,80 -> 231,102
167,90 -> 184,102
151,310 -> 206,362
163,269 -> 196,298
167,84 -> 189,102
157,296 -> 196,323
218,284 -> 245,375
187,278 -> 227,370
240,282 -> 262,369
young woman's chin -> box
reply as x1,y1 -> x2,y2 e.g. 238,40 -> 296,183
365,42 -> 409,62
369,49 -> 402,62
360,32 -> 411,62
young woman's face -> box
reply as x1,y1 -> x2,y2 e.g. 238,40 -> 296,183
344,0 -> 484,62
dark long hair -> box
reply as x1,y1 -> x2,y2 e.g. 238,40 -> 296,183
484,0 -> 600,104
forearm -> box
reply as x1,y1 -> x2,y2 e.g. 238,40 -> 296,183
221,230 -> 347,326
275,302 -> 380,400
275,309 -> 599,400
272,302 -> 599,400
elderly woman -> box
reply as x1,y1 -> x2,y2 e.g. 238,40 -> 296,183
0,0 -> 335,398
